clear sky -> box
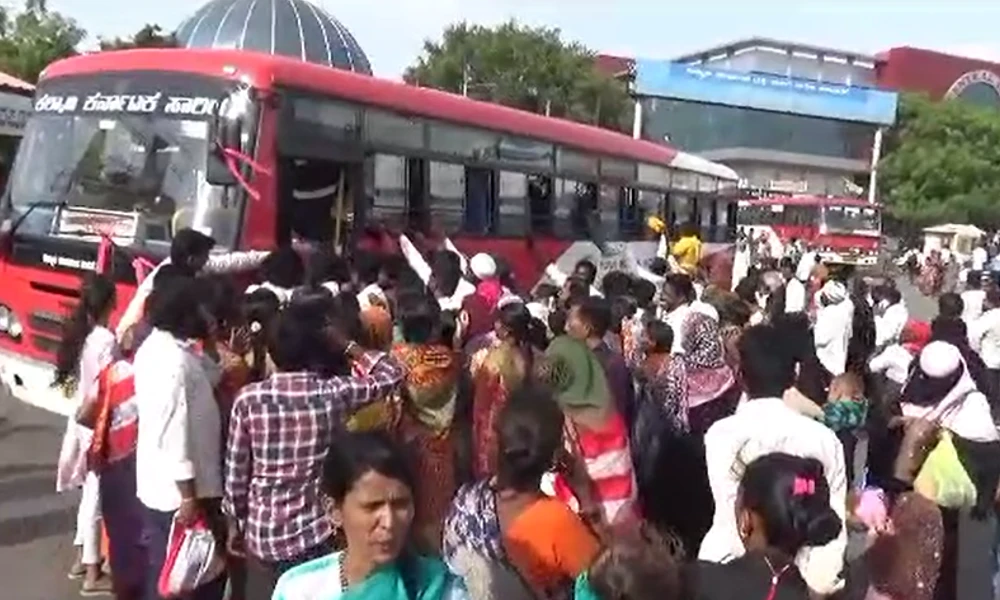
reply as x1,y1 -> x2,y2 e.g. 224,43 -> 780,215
44,0 -> 1000,78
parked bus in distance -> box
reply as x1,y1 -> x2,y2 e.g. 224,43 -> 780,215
0,48 -> 738,411
736,195 -> 881,266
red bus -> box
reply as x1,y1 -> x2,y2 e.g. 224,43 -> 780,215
0,48 -> 737,411
736,195 -> 881,266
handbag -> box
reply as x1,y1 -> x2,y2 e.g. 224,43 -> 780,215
156,515 -> 226,598
913,430 -> 978,509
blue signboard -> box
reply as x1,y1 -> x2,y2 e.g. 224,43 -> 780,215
634,59 -> 898,126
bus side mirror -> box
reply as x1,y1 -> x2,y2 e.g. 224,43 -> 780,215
205,115 -> 241,187
206,87 -> 249,187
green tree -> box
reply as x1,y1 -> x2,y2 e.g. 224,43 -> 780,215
404,20 -> 632,131
99,24 -> 178,51
0,0 -> 84,83
879,92 -> 1000,230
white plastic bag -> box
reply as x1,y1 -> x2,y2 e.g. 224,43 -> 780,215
157,516 -> 226,598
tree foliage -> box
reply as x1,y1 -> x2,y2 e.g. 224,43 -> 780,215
404,20 -> 632,132
0,0 -> 84,83
99,24 -> 178,51
879,93 -> 1000,229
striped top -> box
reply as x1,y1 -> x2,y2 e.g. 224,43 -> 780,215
545,413 -> 638,526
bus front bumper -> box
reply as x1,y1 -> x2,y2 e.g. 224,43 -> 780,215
0,347 -> 72,417
819,253 -> 879,267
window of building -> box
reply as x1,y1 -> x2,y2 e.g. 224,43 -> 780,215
641,97 -> 873,160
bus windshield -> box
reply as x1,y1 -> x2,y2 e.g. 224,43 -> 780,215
823,204 -> 879,234
736,202 -> 818,227
5,73 -> 245,249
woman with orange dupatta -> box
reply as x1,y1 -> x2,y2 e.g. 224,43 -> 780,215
80,359 -> 145,600
390,293 -> 461,554
470,302 -> 540,479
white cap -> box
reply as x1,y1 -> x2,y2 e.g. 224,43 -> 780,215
919,341 -> 962,378
470,253 -> 497,279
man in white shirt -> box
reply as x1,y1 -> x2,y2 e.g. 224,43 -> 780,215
873,286 -> 909,350
813,281 -> 853,378
662,272 -> 695,354
399,234 -> 476,310
117,228 -> 269,343
780,257 -> 806,313
960,271 -> 987,324
700,324 -> 847,596
972,242 -> 989,272
969,288 -> 1000,376
133,276 -> 226,600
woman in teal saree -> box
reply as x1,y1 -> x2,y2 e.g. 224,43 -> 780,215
272,431 -> 468,600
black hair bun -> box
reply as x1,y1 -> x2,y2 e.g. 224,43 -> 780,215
803,505 -> 842,547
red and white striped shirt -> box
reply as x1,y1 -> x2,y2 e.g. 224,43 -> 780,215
545,412 -> 639,526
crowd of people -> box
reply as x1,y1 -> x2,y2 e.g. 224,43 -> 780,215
52,226 -> 1000,600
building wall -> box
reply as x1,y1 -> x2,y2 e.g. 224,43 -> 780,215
692,47 -> 876,87
878,47 -> 1000,107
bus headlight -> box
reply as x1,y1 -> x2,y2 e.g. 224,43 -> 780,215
0,305 -> 22,339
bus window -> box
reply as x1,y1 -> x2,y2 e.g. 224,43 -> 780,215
527,175 -> 553,235
599,184 -> 619,236
428,161 -> 464,232
671,194 -> 694,227
785,205 -> 817,227
497,171 -> 527,236
371,154 -> 407,228
618,188 -> 645,240
463,166 -> 493,235
823,205 -> 879,233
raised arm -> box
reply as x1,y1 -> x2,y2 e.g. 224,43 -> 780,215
399,235 -> 432,284
444,237 -> 470,275
203,249 -> 270,274
316,351 -> 405,414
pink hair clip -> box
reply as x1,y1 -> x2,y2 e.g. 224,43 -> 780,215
792,476 -> 815,496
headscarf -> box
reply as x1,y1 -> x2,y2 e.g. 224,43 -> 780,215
461,294 -> 494,341
680,312 -> 736,408
476,279 -> 503,311
544,336 -> 611,409
361,305 -> 393,351
820,280 -> 848,304
392,343 -> 460,434
901,319 -> 932,355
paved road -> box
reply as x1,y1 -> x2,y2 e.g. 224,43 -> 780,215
0,392 -> 81,600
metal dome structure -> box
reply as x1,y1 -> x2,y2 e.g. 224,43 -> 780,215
175,0 -> 372,75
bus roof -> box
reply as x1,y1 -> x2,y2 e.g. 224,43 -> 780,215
40,49 -> 736,181
739,195 -> 878,208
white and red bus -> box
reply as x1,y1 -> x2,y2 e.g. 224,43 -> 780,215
736,195 -> 881,266
0,48 -> 738,411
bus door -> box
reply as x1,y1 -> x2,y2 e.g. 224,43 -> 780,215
276,93 -> 365,249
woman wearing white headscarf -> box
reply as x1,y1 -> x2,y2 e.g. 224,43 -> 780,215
897,341 -> 1000,600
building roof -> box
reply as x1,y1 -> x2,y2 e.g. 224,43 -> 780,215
672,37 -> 879,65
175,0 -> 372,75
0,71 -> 34,95
595,54 -> 634,78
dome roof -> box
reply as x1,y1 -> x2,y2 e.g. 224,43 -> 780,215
175,0 -> 371,74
